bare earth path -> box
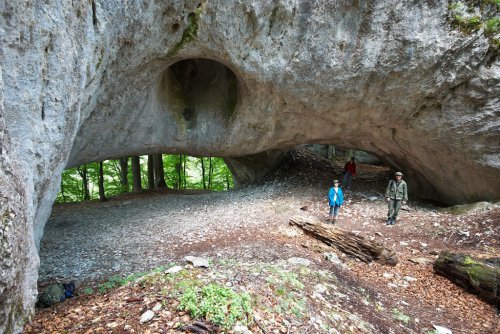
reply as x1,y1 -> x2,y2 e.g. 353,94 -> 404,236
30,149 -> 499,334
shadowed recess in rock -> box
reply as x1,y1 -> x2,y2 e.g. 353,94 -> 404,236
158,58 -> 239,130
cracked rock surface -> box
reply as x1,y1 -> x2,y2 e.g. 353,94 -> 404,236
1,1 -> 499,332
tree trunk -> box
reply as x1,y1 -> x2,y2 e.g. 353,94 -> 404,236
177,155 -> 182,189
208,157 -> 213,190
131,156 -> 142,192
118,158 -> 129,192
434,251 -> 499,306
183,155 -> 187,189
98,161 -> 107,202
289,215 -> 397,265
201,157 -> 206,189
77,165 -> 91,201
147,155 -> 155,189
60,180 -> 66,202
153,154 -> 167,188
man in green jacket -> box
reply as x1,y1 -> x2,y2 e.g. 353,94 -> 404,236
385,171 -> 408,225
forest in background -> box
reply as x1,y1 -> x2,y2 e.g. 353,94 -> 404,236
57,154 -> 233,203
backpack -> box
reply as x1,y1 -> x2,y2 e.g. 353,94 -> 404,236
37,281 -> 75,307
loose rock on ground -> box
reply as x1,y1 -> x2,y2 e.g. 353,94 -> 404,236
28,149 -> 499,334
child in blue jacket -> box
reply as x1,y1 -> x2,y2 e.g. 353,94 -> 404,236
328,180 -> 344,223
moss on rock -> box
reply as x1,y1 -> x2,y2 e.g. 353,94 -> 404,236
167,5 -> 204,57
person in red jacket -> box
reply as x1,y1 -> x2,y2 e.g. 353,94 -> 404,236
342,157 -> 356,190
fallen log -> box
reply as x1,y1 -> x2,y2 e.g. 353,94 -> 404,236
433,251 -> 500,305
289,215 -> 398,266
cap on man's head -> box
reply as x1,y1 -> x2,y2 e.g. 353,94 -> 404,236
395,172 -> 403,176
333,180 -> 339,183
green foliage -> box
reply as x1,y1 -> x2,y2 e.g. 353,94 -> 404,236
391,308 -> 410,325
424,330 -> 440,334
375,301 -> 384,312
168,5 -> 204,56
162,155 -> 233,191
265,268 -> 307,317
178,283 -> 252,329
274,292 -> 306,317
57,160 -> 128,202
266,269 -> 305,291
98,280 -> 116,293
97,267 -> 167,293
486,0 -> 500,7
97,275 -> 130,293
449,1 -> 500,48
56,154 -> 233,203
484,17 -> 500,35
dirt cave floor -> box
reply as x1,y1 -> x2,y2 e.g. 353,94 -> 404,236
26,149 -> 499,334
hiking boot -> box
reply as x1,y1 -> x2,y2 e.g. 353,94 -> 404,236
391,218 -> 397,225
386,218 -> 392,225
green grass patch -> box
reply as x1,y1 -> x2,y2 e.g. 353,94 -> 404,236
391,308 -> 410,325
96,266 -> 168,293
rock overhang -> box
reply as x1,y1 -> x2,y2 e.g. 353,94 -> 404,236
18,0 -> 499,214
1,1 -> 500,333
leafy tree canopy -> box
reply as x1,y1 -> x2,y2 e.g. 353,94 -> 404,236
56,155 -> 233,203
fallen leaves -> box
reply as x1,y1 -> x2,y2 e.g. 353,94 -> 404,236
27,151 -> 499,334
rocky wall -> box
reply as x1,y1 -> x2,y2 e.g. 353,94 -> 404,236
0,1 -> 499,332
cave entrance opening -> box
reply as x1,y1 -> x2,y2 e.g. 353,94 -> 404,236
56,154 -> 234,204
302,144 -> 383,166
40,145 -> 391,295
300,144 -> 391,195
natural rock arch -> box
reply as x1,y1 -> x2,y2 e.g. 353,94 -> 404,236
1,1 -> 499,332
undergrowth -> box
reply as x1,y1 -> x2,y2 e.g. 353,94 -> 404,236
178,283 -> 252,329
449,0 -> 500,48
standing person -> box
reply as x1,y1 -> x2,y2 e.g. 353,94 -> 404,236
342,157 -> 356,190
328,180 -> 344,223
385,172 -> 408,225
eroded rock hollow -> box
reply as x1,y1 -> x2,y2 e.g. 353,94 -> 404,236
1,1 -> 499,332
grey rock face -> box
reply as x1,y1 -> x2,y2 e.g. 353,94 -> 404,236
0,98 -> 37,333
0,1 -> 499,332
